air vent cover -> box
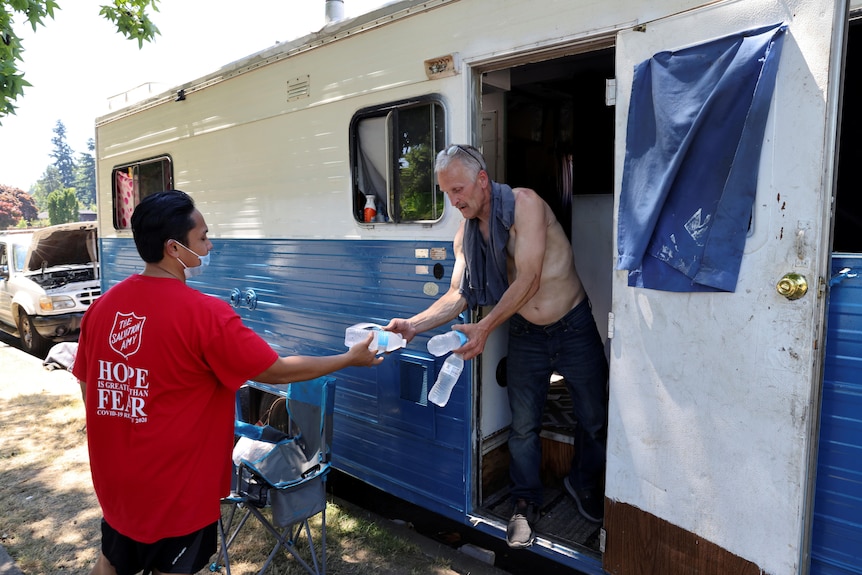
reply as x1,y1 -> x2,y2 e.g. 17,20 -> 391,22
286,75 -> 310,101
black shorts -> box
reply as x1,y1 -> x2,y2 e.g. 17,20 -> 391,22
101,519 -> 217,575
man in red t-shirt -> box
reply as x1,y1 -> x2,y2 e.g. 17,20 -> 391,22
73,190 -> 382,575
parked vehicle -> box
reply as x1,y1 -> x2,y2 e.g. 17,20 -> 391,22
92,1 -> 862,573
0,222 -> 100,356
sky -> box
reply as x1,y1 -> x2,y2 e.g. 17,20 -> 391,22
0,0 -> 390,192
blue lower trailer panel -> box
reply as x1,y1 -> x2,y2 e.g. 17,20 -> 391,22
99,236 -> 471,520
811,255 -> 862,575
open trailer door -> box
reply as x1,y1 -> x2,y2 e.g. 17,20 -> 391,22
605,1 -> 846,574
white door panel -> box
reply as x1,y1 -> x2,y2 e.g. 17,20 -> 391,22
608,1 -> 842,573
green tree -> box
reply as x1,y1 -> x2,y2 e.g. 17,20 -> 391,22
74,138 -> 97,209
30,164 -> 63,209
45,187 -> 78,225
0,1 -> 160,122
51,120 -> 76,187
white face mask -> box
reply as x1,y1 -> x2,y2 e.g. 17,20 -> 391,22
173,241 -> 211,279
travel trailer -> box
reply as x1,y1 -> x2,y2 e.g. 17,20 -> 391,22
93,1 -> 862,573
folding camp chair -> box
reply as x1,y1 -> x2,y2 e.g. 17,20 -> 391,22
212,376 -> 336,575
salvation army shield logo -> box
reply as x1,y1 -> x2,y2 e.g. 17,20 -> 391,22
109,312 -> 146,359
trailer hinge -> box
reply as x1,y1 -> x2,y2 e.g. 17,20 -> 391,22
599,527 -> 607,553
607,311 -> 615,340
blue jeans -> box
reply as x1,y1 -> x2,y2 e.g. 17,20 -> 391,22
507,298 -> 609,505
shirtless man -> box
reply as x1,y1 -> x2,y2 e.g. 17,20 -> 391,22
386,144 -> 608,548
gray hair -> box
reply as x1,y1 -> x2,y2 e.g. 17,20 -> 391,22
436,144 -> 486,180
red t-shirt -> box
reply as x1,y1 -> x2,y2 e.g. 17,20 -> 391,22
73,275 -> 278,543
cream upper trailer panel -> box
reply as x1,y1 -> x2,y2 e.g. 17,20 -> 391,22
96,0 -> 711,243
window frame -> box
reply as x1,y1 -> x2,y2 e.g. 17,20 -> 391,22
349,95 -> 447,225
111,155 -> 174,230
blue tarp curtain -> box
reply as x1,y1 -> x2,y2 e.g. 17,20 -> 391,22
616,23 -> 787,292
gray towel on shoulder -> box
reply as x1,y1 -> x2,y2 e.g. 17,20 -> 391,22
460,181 -> 515,308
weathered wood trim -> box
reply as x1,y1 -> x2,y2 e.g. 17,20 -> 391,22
603,500 -> 764,575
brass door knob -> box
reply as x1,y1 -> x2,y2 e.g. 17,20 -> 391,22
776,273 -> 808,300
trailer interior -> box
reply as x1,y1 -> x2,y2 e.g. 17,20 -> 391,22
476,44 -> 615,556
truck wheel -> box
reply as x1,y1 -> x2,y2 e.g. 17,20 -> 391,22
18,310 -> 49,357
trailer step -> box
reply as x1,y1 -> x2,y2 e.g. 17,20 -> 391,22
482,484 -> 602,555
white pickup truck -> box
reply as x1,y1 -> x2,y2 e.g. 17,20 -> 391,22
0,222 -> 101,356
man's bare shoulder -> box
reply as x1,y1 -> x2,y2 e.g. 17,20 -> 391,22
511,187 -> 545,213
511,186 -> 538,198
511,187 -> 557,228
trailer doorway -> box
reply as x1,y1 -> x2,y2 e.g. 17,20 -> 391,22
474,45 -> 615,559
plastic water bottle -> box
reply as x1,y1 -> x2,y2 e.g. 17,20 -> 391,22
428,354 -> 463,407
427,330 -> 468,356
344,322 -> 406,354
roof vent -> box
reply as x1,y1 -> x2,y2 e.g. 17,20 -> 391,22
325,0 -> 344,23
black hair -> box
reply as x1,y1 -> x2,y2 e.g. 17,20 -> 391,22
131,190 -> 196,263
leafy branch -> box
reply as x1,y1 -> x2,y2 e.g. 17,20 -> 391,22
0,0 -> 160,122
